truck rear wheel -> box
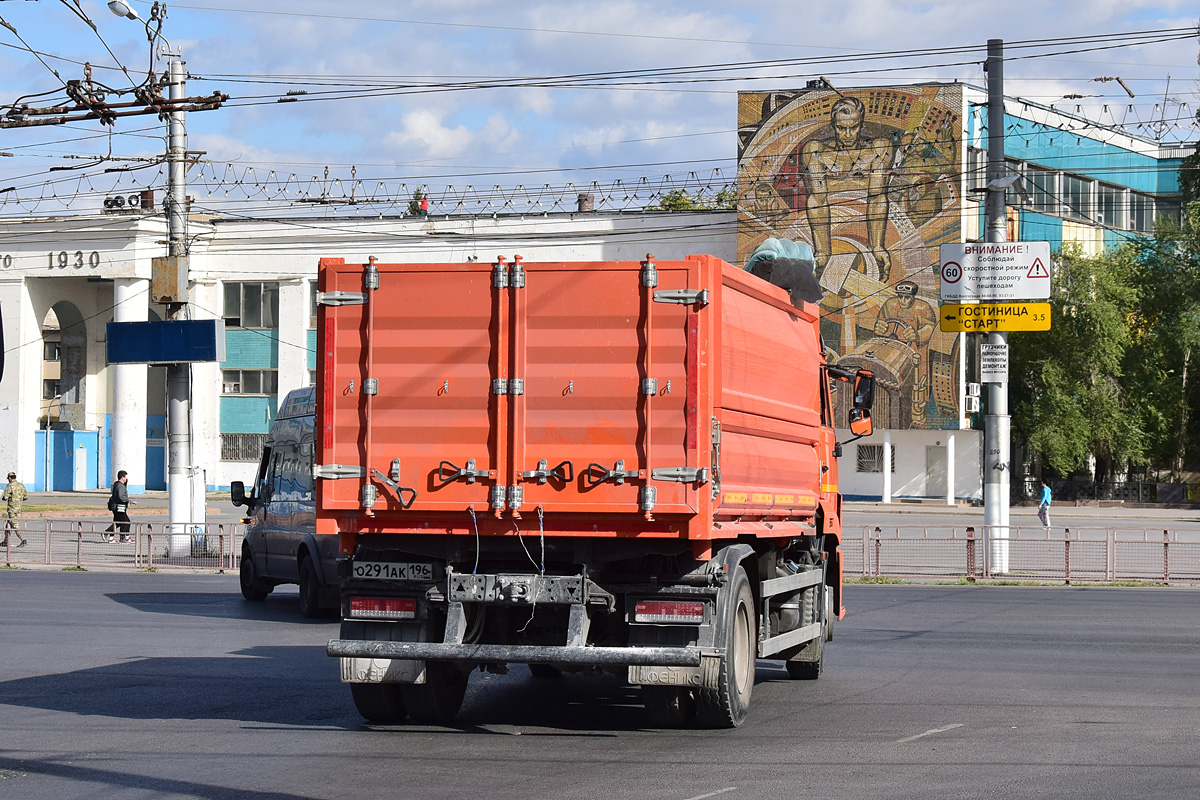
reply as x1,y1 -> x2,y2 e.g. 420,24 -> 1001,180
401,662 -> 468,725
297,556 -> 321,619
350,683 -> 407,723
696,566 -> 755,728
239,546 -> 270,602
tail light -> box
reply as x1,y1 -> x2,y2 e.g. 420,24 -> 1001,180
349,597 -> 416,620
634,600 -> 705,624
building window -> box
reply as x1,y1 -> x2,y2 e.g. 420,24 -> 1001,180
223,281 -> 279,329
221,369 -> 278,395
1062,174 -> 1091,221
1097,183 -> 1122,228
221,433 -> 268,461
43,341 -> 61,361
966,147 -> 986,196
1156,199 -> 1181,225
310,280 -> 318,328
42,379 -> 60,400
1130,193 -> 1154,233
309,369 -> 317,386
1026,167 -> 1057,215
856,444 -> 896,473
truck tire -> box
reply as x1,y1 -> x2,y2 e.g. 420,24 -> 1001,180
239,546 -> 270,601
643,686 -> 696,728
297,556 -> 321,619
401,662 -> 469,725
785,645 -> 823,680
696,566 -> 755,728
350,683 -> 407,723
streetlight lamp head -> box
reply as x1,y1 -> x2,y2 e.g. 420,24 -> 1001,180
107,0 -> 140,20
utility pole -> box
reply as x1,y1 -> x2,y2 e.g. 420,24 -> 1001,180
164,52 -> 194,556
983,39 -> 1011,572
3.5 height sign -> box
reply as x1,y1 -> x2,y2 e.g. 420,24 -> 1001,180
940,242 -> 1051,301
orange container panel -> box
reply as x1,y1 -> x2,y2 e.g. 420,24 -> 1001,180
319,261 -> 502,514
514,261 -> 694,515
713,264 -> 825,519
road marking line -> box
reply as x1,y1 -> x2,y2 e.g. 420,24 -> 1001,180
682,788 -> 737,800
895,723 -> 963,743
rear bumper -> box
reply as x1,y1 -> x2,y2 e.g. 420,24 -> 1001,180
327,639 -> 703,667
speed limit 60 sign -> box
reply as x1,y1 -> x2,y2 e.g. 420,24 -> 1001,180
940,242 -> 1051,301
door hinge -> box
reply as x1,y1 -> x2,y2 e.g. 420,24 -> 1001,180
363,378 -> 378,396
641,255 -> 658,288
640,486 -> 657,512
315,291 -> 367,307
711,418 -> 722,500
314,464 -> 367,480
653,288 -> 709,307
490,485 -> 507,511
651,466 -> 709,484
508,485 -> 524,511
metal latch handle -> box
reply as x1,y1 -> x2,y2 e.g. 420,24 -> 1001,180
437,458 -> 489,485
520,459 -> 574,485
584,459 -> 639,487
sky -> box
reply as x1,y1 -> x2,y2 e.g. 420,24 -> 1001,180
0,0 -> 1194,218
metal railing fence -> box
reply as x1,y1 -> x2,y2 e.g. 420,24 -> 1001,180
844,525 -> 1200,584
2,519 -> 244,572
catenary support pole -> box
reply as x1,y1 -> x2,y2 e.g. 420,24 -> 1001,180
165,53 -> 193,558
984,39 -> 1011,573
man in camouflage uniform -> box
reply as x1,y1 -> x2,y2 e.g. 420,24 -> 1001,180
2,471 -> 29,548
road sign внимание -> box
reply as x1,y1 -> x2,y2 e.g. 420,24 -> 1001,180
940,242 -> 1052,301
939,302 -> 1051,332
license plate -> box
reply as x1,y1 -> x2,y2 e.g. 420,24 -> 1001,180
351,561 -> 434,581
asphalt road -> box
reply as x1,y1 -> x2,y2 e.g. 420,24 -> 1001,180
2,573 -> 1198,799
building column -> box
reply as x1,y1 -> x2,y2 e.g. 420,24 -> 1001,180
882,430 -> 892,504
0,277 -> 35,486
111,278 -> 149,494
946,431 -> 956,506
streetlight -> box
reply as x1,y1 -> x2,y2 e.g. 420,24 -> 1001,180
106,0 -> 138,20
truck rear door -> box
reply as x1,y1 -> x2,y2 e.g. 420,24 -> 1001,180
317,257 -> 703,521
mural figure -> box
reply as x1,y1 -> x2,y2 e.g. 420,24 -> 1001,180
800,96 -> 898,283
738,85 -> 963,430
873,280 -> 937,427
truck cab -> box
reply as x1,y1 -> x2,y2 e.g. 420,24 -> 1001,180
231,386 -> 339,617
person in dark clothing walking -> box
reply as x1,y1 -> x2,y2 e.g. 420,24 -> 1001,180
105,470 -> 137,543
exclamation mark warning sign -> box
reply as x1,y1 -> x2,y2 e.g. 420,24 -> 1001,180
1027,258 -> 1050,279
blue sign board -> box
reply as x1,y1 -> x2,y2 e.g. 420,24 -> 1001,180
106,319 -> 226,364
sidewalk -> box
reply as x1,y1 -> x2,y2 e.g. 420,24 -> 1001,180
844,499 -> 1200,519
22,491 -> 224,518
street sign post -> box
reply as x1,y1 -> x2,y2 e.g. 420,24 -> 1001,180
940,241 -> 1052,301
939,302 -> 1051,332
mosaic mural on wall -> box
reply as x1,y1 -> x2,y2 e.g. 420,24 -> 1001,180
738,84 -> 964,430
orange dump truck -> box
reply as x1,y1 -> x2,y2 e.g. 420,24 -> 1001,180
318,253 -> 874,728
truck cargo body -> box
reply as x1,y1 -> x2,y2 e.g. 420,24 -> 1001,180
317,254 -> 869,727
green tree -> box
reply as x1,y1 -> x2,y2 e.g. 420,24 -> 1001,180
1126,201 -> 1200,477
651,187 -> 737,211
1010,244 -> 1145,481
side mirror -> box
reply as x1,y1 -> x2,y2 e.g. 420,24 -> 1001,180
849,408 -> 873,438
230,480 -> 248,508
853,370 -> 875,410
